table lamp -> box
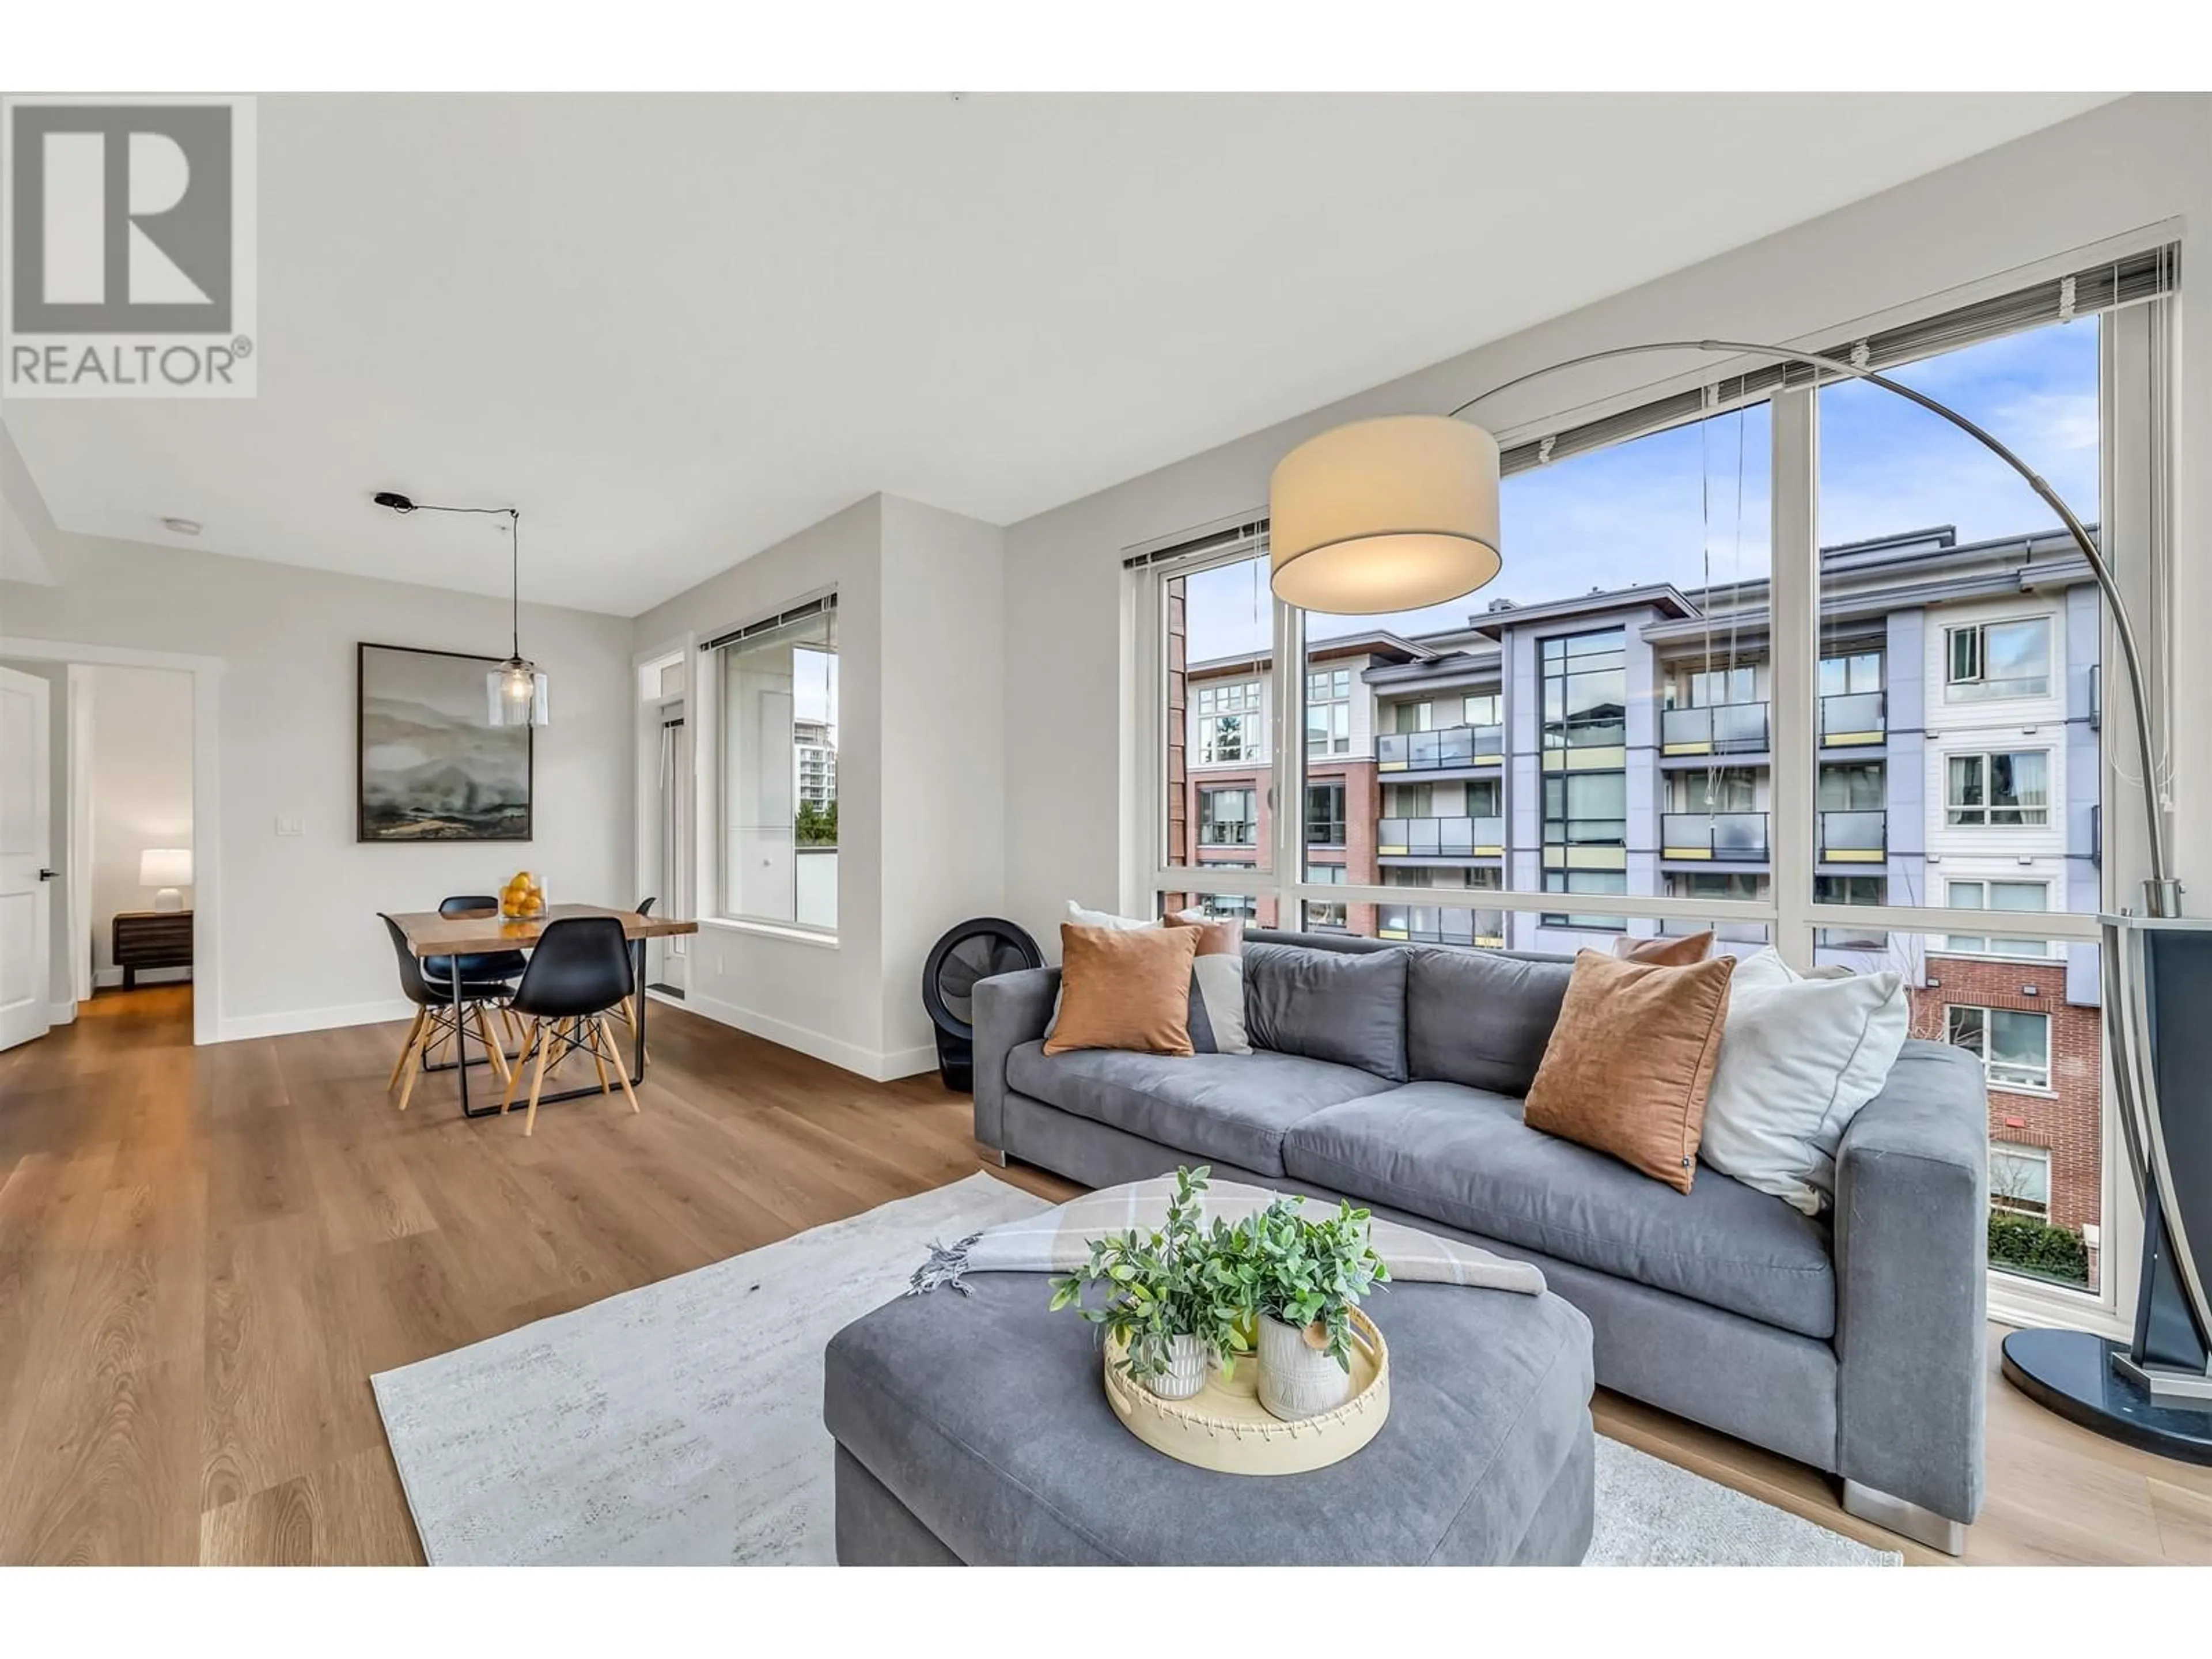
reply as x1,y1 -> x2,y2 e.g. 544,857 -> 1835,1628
140,848 -> 192,911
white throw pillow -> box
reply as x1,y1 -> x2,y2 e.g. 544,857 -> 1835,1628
1700,948 -> 1909,1215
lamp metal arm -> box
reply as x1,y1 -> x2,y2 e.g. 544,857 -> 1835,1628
1454,338 -> 2176,914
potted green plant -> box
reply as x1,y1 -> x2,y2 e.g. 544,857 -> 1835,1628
1049,1166 -> 1249,1399
1243,1195 -> 1390,1421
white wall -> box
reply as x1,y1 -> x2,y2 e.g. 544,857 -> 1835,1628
630,490 -> 1007,1080
998,93 -> 2212,951
84,665 -> 195,984
0,498 -> 636,1040
878,494 -> 1007,1070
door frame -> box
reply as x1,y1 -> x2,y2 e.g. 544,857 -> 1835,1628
0,636 -> 224,1048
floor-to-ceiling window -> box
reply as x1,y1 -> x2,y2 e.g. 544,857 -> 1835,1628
1133,247 -> 2168,1322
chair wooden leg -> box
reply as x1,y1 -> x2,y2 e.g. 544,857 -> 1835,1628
500,1020 -> 537,1114
387,1007 -> 427,1091
522,1025 -> 554,1137
395,1018 -> 430,1114
598,1016 -> 641,1114
474,1004 -> 512,1087
588,1023 -> 612,1096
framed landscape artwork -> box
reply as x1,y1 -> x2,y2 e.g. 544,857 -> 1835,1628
357,642 -> 535,842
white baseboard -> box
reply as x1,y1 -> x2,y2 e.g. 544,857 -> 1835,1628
878,1042 -> 940,1081
47,999 -> 77,1026
94,965 -> 192,989
215,997 -> 414,1044
679,989 -> 921,1082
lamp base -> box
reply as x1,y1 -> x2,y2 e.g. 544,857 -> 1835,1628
153,888 -> 183,912
2001,1328 -> 2212,1465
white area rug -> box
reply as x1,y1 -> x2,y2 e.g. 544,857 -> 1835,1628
373,1172 -> 1898,1566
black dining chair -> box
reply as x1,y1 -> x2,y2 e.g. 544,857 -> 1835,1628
380,914 -> 517,1112
426,893 -> 530,1048
606,895 -> 657,1059
497,915 -> 641,1135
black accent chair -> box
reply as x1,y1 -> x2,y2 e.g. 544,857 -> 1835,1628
608,896 -> 657,1058
497,915 -> 642,1135
380,914 -> 518,1112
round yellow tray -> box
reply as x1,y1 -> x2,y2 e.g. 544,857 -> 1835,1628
1102,1309 -> 1389,1475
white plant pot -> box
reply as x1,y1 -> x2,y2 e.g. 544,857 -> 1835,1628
1145,1334 -> 1209,1400
1257,1315 -> 1353,1421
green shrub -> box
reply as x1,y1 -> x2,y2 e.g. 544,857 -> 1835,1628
1988,1210 -> 2089,1285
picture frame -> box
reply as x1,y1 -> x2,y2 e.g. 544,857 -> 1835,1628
357,641 -> 535,842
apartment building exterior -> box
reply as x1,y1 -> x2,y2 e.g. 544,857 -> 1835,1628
1169,522 -> 2105,1275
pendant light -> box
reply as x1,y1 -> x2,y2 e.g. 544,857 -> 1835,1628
487,509 -> 548,727
372,490 -> 550,726
1268,415 -> 1503,612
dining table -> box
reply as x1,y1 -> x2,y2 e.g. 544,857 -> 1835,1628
385,903 -> 700,1119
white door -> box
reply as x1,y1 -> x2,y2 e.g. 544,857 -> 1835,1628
0,666 -> 54,1051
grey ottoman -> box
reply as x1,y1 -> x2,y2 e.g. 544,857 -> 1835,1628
823,1274 -> 1596,1565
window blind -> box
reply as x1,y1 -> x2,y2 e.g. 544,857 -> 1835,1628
702,591 -> 838,653
1498,243 -> 2177,475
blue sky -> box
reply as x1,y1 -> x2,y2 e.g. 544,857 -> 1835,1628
1186,319 -> 2100,660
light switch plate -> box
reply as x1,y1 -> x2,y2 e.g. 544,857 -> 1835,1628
275,814 -> 305,836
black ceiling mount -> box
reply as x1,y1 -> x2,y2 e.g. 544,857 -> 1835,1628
372,491 -> 416,513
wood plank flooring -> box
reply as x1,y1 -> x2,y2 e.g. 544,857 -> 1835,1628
3,985 -> 2208,1565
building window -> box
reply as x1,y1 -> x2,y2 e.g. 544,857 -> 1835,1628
1199,787 -> 1257,847
1818,650 -> 1884,696
1675,665 -> 1756,708
1946,751 -> 2051,827
1669,871 -> 1762,902
1946,618 -> 2051,700
1541,628 -> 1628,756
1543,771 -> 1627,847
1541,870 -> 1628,932
1205,891 -> 1256,921
1304,781 -> 1346,847
1196,679 -> 1260,764
1463,692 -> 1501,727
1817,761 -> 1884,812
1305,668 -> 1351,755
1948,1005 -> 2052,1092
1988,1141 -> 2054,1219
1946,879 -> 2053,957
1304,863 -> 1347,930
715,596 -> 838,931
1679,766 -> 1759,812
1813,874 -> 1886,949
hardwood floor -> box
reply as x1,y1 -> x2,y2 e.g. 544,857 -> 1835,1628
2,986 -> 2208,1565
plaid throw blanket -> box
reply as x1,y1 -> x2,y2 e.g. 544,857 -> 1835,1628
909,1175 -> 1544,1297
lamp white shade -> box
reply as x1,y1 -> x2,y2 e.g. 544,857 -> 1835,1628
139,847 -> 192,888
1268,415 -> 1503,613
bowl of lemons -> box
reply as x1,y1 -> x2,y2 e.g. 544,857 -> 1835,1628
499,871 -> 547,922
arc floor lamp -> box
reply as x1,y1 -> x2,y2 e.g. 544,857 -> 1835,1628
1272,337 -> 2212,1465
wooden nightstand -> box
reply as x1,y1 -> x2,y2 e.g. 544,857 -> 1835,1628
113,910 -> 194,990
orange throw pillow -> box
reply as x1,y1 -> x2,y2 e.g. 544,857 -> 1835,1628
1612,930 -> 1712,965
1043,922 -> 1202,1058
1524,950 -> 1736,1193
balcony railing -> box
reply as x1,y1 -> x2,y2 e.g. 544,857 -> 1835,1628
1377,723 -> 1505,772
1378,815 -> 1506,858
1819,690 -> 1887,747
1377,905 -> 1508,949
1659,918 -> 1771,945
1660,702 -> 1769,756
1659,811 -> 1770,862
1817,809 -> 1886,863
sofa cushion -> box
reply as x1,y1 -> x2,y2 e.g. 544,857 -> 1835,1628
1006,1040 -> 1393,1176
1244,941 -> 1407,1081
1406,948 -> 1572,1095
1282,1080 -> 1836,1338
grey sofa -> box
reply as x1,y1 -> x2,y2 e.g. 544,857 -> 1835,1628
972,927 -> 1988,1554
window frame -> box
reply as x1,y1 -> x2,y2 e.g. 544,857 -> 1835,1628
1947,1003 -> 2055,1093
1197,785 -> 1258,849
1945,749 -> 2052,827
1945,616 -> 2054,703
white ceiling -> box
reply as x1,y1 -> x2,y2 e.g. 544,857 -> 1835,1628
5,92 -> 2116,617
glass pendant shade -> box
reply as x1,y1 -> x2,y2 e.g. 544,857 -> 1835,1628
1268,414 -> 1504,613
487,657 -> 550,727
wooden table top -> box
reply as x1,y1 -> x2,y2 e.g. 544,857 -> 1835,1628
387,903 -> 699,958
